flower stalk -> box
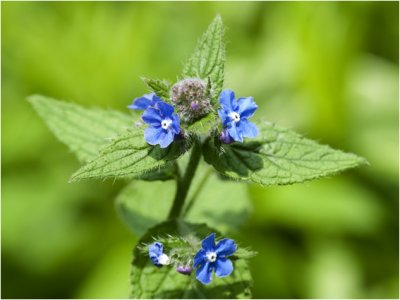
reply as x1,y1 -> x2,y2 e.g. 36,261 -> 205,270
167,139 -> 202,220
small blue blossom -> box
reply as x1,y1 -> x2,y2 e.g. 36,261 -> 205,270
148,242 -> 170,267
128,92 -> 162,110
218,89 -> 259,142
193,233 -> 237,285
142,101 -> 181,148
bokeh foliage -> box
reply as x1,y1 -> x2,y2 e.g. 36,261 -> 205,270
2,2 -> 398,298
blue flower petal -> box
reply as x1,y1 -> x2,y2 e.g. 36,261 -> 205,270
214,257 -> 233,278
170,114 -> 181,134
194,249 -> 206,267
144,126 -> 163,145
219,90 -> 238,112
148,242 -> 164,266
237,97 -> 258,119
129,93 -> 161,110
158,129 -> 175,148
218,108 -> 231,127
202,233 -> 216,252
142,107 -> 162,126
227,123 -> 243,142
215,238 -> 237,257
128,98 -> 151,110
196,261 -> 213,285
239,119 -> 258,138
156,101 -> 174,117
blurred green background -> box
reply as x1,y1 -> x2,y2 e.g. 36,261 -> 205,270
2,1 -> 398,298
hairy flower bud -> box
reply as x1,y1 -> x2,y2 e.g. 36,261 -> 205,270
170,78 -> 212,124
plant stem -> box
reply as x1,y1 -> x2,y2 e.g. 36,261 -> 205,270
182,167 -> 212,218
168,140 -> 202,220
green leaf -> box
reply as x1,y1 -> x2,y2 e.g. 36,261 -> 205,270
142,78 -> 171,102
70,130 -> 191,182
116,159 -> 251,236
203,121 -> 368,186
187,112 -> 220,136
28,94 -> 133,162
131,220 -> 252,299
183,15 -> 225,103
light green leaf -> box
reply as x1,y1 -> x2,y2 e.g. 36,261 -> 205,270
70,130 -> 191,182
183,15 -> 225,103
142,78 -> 171,102
187,112 -> 220,136
28,94 -> 133,162
203,121 -> 368,186
116,158 -> 251,236
131,220 -> 252,299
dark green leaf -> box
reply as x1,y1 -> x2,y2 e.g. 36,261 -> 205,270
203,121 -> 368,186
70,130 -> 191,182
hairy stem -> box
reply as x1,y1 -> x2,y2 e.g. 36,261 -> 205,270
182,167 -> 212,218
168,140 -> 202,220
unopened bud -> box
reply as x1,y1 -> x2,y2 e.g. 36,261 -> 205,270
176,265 -> 192,275
170,78 -> 211,124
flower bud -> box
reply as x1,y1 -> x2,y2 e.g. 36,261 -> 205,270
176,265 -> 192,275
170,78 -> 211,124
220,129 -> 234,144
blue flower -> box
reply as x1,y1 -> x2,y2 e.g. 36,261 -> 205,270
218,90 -> 258,142
148,242 -> 170,266
128,92 -> 162,110
142,101 -> 181,148
193,233 -> 237,285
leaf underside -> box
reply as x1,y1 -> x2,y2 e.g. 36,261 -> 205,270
131,220 -> 252,299
203,121 -> 368,186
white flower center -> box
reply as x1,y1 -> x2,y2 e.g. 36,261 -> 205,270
158,253 -> 170,265
229,112 -> 241,123
206,251 -> 217,262
161,119 -> 172,130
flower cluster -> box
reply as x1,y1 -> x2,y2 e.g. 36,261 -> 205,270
129,84 -> 259,148
147,233 -> 237,285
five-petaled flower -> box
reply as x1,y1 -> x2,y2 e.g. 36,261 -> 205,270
128,92 -> 162,110
218,89 -> 258,143
193,233 -> 237,285
142,100 -> 181,148
148,242 -> 171,267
